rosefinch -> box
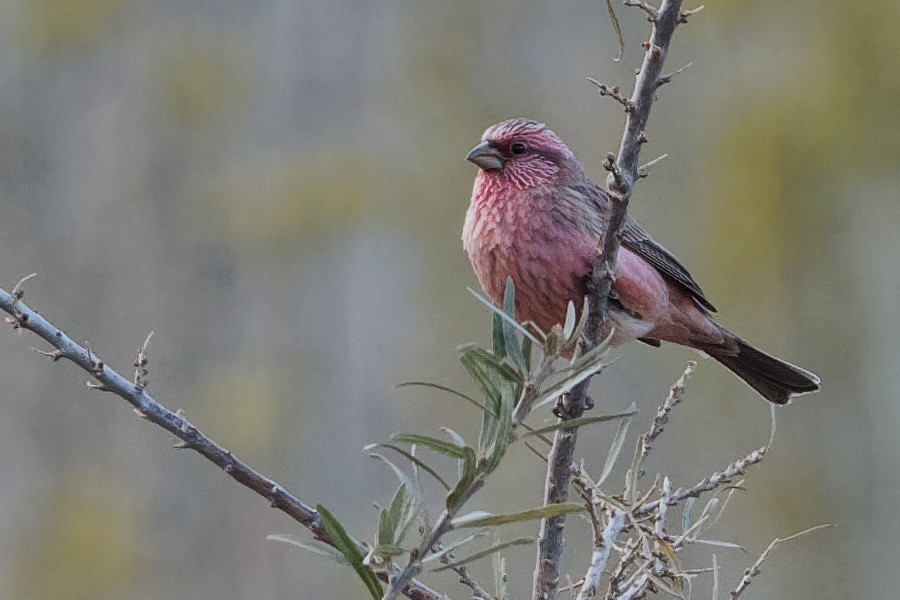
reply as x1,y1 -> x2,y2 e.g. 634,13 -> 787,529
462,118 -> 819,404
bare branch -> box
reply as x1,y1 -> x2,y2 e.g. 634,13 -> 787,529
730,524 -> 833,599
588,78 -> 634,111
576,510 -> 627,600
532,2 -> 686,598
642,361 -> 696,456
0,283 -> 443,600
624,0 -> 659,21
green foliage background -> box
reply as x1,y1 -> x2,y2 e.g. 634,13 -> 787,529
0,0 -> 896,598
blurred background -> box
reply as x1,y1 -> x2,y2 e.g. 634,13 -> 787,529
0,1 -> 896,598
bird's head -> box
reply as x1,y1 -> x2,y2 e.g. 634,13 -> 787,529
465,119 -> 582,190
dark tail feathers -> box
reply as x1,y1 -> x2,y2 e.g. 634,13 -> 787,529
709,336 -> 820,405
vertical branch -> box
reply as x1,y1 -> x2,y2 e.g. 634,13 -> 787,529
531,1 -> 686,599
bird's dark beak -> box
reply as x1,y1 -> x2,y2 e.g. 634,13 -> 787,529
465,141 -> 505,172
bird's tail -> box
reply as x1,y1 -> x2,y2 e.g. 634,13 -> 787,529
706,334 -> 820,405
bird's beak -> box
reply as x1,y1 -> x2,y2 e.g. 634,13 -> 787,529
465,141 -> 505,172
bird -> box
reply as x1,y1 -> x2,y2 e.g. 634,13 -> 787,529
462,118 -> 820,405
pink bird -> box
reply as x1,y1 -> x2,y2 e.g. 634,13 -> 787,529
462,118 -> 819,404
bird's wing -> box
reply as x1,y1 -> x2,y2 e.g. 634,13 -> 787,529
620,215 -> 717,312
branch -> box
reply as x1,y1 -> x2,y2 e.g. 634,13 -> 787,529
531,2 -> 685,598
0,280 -> 443,600
576,510 -> 627,600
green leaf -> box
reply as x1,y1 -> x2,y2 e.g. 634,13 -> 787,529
532,353 -> 611,409
521,335 -> 533,372
388,482 -> 419,545
431,537 -> 533,572
363,443 -> 450,490
422,531 -> 489,563
446,447 -> 478,511
316,504 -> 383,600
452,503 -> 584,528
491,313 -> 506,358
501,279 -> 527,372
468,287 -> 540,345
484,382 -> 516,471
364,543 -> 406,565
596,404 -> 635,487
266,534 -> 350,566
521,411 -> 636,438
395,381 -> 487,413
459,350 -> 501,416
462,345 -> 525,387
492,312 -> 507,360
378,505 -> 395,547
393,433 -> 471,461
367,453 -> 429,531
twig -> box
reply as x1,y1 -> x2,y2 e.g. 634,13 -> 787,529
656,62 -> 692,88
0,282 -> 443,600
638,445 -> 768,515
624,0 -> 659,21
636,154 -> 669,179
576,510 -> 627,600
588,78 -> 634,111
729,524 -> 833,599
532,2 -> 686,598
642,361 -> 695,457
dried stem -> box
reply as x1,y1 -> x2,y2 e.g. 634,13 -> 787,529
531,2 -> 685,598
0,283 -> 442,600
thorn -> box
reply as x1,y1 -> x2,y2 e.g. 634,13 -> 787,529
173,440 -> 190,449
32,347 -> 63,361
11,273 -> 37,299
657,62 -> 692,88
679,4 -> 705,23
133,407 -> 149,419
86,381 -> 110,392
638,154 -> 669,178
624,0 -> 658,21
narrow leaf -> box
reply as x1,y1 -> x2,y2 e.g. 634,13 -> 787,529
501,279 -> 527,371
532,357 -> 610,409
266,534 -> 349,566
596,404 -> 635,487
562,301 -> 577,340
468,287 -> 540,345
422,531 -> 489,563
393,433 -> 471,461
316,504 -> 383,600
492,312 -> 507,360
395,381 -> 487,412
441,427 -> 466,448
459,351 -> 501,416
452,503 -> 584,528
368,453 -> 428,530
522,411 -> 636,438
694,539 -> 745,550
364,443 -> 450,490
431,537 -> 533,572
377,506 -> 395,547
494,550 -> 509,600
446,448 -> 477,511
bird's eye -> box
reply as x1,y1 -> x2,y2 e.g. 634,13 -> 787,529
510,142 -> 526,155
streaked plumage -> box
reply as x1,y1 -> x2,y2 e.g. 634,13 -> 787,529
462,118 -> 820,404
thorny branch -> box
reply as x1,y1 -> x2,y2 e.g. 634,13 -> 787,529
532,2 -> 686,599
0,279 -> 443,600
